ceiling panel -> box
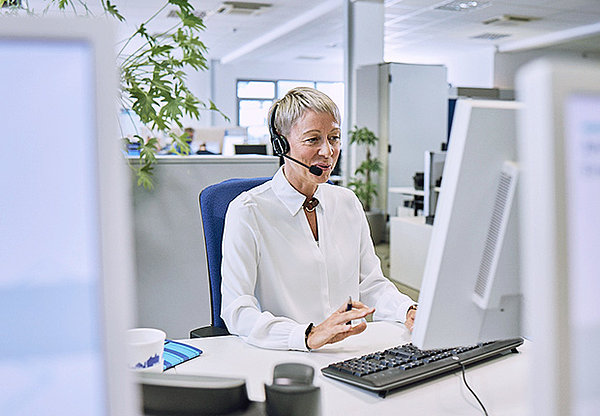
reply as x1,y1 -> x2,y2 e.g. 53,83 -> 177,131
18,0 -> 600,63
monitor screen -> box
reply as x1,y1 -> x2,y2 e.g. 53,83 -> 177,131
0,37 -> 107,415
412,99 -> 523,350
0,18 -> 139,416
234,144 -> 268,155
565,92 -> 600,414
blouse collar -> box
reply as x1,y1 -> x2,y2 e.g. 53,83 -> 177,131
271,166 -> 324,216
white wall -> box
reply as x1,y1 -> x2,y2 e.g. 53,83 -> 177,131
443,48 -> 495,88
386,45 -> 495,88
179,66 -> 213,129
494,49 -> 600,89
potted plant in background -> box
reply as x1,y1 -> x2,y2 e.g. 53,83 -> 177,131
347,125 -> 386,244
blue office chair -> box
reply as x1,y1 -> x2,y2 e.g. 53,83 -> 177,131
190,177 -> 271,338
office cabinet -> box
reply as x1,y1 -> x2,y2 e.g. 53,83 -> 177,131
389,216 -> 432,291
355,63 -> 448,217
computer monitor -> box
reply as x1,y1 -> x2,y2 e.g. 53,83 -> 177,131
0,18 -> 140,415
234,144 -> 268,155
412,99 -> 523,350
221,127 -> 248,156
423,150 -> 446,222
516,58 -> 600,416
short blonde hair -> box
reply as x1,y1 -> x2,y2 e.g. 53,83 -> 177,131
269,87 -> 341,137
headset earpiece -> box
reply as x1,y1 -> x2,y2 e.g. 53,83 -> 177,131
269,103 -> 289,157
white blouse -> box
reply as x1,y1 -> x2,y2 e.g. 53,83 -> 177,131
220,167 -> 415,351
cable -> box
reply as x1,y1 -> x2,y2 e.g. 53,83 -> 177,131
452,355 -> 489,416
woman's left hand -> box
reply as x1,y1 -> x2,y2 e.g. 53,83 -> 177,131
306,300 -> 375,350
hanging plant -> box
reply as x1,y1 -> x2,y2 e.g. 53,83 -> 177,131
1,0 -> 228,189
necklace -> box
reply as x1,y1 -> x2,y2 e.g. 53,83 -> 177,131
303,197 -> 319,212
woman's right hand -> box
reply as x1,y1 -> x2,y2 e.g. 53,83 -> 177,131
306,300 -> 375,350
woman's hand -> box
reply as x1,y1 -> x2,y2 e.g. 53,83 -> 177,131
405,306 -> 417,332
306,300 -> 375,350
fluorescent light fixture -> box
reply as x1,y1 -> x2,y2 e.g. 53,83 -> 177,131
220,0 -> 340,64
498,21 -> 600,53
436,0 -> 490,12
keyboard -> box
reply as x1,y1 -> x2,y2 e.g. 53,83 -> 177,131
321,338 -> 524,397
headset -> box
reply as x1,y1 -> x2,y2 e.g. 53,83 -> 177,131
269,103 -> 289,157
268,102 -> 323,176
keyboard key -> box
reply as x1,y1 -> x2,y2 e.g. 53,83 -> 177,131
321,338 -> 524,397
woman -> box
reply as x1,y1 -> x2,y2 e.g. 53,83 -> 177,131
221,87 -> 416,351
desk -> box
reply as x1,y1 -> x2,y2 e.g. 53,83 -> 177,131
169,322 -> 531,415
388,187 -> 424,216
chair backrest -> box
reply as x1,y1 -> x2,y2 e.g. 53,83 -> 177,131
199,177 -> 271,329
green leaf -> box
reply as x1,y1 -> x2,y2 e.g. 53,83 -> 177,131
160,96 -> 184,120
355,158 -> 382,175
168,0 -> 194,13
346,125 -> 382,210
178,10 -> 205,30
136,23 -> 148,37
168,131 -> 191,155
140,137 -> 158,164
103,0 -> 125,21
137,168 -> 155,190
349,125 -> 378,146
150,44 -> 174,56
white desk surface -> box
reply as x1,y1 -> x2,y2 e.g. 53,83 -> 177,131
388,187 -> 425,196
170,322 -> 531,415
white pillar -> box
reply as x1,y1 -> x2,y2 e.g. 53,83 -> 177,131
343,0 -> 384,184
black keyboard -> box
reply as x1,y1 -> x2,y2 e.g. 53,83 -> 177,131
321,338 -> 523,397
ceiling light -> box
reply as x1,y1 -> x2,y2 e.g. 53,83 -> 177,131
296,55 -> 324,61
470,32 -> 512,40
436,0 -> 489,12
483,15 -> 540,26
217,2 -> 272,16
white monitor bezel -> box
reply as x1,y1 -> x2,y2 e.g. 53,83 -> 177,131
516,57 -> 600,416
0,17 -> 140,416
412,99 -> 523,350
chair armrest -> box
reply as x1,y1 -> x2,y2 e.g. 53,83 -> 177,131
190,325 -> 230,338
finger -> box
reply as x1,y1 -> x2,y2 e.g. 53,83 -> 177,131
332,320 -> 367,337
353,304 -> 375,314
336,299 -> 373,313
348,321 -> 367,334
329,322 -> 367,344
342,306 -> 375,322
337,299 -> 353,313
350,299 -> 371,309
308,324 -> 344,350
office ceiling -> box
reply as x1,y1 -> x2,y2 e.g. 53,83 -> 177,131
24,0 -> 600,64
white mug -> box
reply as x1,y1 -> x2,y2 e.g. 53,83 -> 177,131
126,328 -> 166,372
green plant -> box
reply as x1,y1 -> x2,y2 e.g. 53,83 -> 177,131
347,126 -> 382,212
1,0 -> 228,189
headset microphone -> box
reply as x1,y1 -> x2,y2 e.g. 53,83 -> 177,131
269,103 -> 323,177
282,154 -> 323,176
